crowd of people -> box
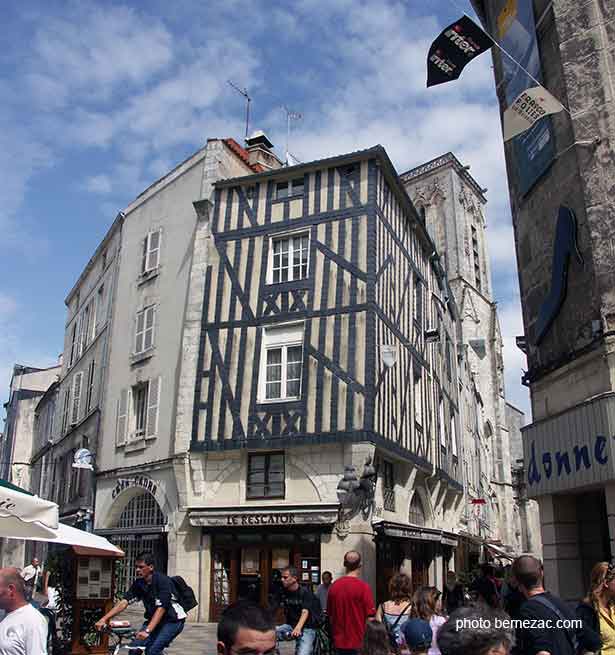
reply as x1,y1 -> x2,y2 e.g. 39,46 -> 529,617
4,549 -> 615,654
219,551 -> 615,655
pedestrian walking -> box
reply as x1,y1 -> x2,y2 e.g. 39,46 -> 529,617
437,606 -> 512,655
512,555 -> 579,655
327,551 -> 376,655
375,573 -> 413,652
217,600 -> 276,655
401,619 -> 433,655
442,573 -> 464,615
576,560 -> 615,654
316,572 -> 333,613
0,567 -> 48,655
94,551 -> 186,655
360,620 -> 396,655
276,566 -> 320,655
469,565 -> 500,609
20,558 -> 42,602
412,587 -> 445,655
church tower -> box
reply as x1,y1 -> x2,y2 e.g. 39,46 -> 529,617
402,154 -> 515,550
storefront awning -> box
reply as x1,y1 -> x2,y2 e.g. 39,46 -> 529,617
373,520 -> 458,547
485,542 -> 515,561
188,504 -> 340,528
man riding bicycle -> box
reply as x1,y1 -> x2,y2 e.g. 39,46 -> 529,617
95,552 -> 186,655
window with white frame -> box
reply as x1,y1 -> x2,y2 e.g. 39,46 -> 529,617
439,397 -> 447,448
70,372 -> 83,426
260,324 -> 303,401
275,177 -> 304,200
61,387 -> 71,434
142,230 -> 161,274
69,321 -> 78,366
271,234 -> 309,283
413,364 -> 423,428
116,377 -> 161,446
135,305 -> 156,354
451,410 -> 458,457
86,360 -> 96,414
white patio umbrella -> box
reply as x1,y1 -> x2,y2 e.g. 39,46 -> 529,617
0,478 -> 59,535
0,479 -> 122,556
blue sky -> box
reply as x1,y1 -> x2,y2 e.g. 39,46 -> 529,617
0,0 -> 530,418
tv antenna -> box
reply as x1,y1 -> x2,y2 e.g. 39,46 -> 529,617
228,80 -> 251,139
282,105 -> 303,166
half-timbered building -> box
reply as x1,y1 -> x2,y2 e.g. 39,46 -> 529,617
180,144 -> 466,619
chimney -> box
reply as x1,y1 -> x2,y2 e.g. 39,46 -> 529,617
245,130 -> 283,171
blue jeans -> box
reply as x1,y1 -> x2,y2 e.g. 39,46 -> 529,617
277,624 -> 316,655
130,621 -> 185,655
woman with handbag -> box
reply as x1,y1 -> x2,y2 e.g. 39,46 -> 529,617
376,574 -> 414,653
577,560 -> 615,654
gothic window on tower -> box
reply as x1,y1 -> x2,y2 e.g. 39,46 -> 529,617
471,224 -> 482,291
270,233 -> 309,283
259,323 -> 304,402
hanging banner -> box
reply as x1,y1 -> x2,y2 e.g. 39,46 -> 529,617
426,15 -> 493,87
497,0 -> 517,38
503,85 -> 564,140
492,0 -> 556,194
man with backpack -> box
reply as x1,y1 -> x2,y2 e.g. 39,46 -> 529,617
276,566 -> 322,655
512,555 -> 579,655
95,552 -> 192,655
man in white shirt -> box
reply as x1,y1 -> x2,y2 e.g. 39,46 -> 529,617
20,559 -> 41,601
0,567 -> 47,655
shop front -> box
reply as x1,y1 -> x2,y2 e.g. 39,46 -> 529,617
374,521 -> 457,602
189,504 -> 339,621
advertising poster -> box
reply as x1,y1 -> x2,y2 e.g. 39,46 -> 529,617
492,0 -> 555,194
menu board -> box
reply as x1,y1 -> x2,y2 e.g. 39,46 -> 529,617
77,557 -> 113,600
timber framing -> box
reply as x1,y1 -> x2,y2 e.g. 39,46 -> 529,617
190,146 -> 463,490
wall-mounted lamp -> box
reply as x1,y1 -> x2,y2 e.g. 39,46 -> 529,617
380,344 -> 398,368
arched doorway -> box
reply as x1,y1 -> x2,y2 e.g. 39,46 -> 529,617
112,492 -> 168,594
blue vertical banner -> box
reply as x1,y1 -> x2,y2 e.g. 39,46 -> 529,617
496,0 -> 556,194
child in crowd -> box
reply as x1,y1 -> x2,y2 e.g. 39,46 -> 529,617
402,618 -> 433,655
361,619 -> 397,655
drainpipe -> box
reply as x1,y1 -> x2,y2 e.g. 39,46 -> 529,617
197,530 -> 203,623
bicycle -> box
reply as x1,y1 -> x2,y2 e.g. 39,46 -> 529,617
104,621 -> 147,655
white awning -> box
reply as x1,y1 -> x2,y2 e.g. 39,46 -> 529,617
5,521 -> 123,556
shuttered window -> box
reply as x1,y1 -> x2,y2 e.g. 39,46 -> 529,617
135,306 -> 156,354
86,360 -> 96,413
71,372 -> 83,425
116,389 -> 129,447
61,387 -> 71,434
142,230 -> 161,274
247,452 -> 285,499
116,377 -> 161,447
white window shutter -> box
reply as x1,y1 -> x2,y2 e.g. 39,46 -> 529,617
90,301 -> 97,341
146,376 -> 160,438
135,310 -> 145,354
142,236 -> 149,273
144,306 -> 155,350
71,372 -> 83,425
116,389 -> 128,446
147,230 -> 160,271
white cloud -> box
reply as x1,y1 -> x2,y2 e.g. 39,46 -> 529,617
31,4 -> 173,102
84,174 -> 112,194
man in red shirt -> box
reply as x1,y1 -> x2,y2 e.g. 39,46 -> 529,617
326,551 -> 376,655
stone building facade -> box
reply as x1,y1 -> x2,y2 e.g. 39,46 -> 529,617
472,0 -> 615,598
93,138 -> 264,595
0,364 -> 61,566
